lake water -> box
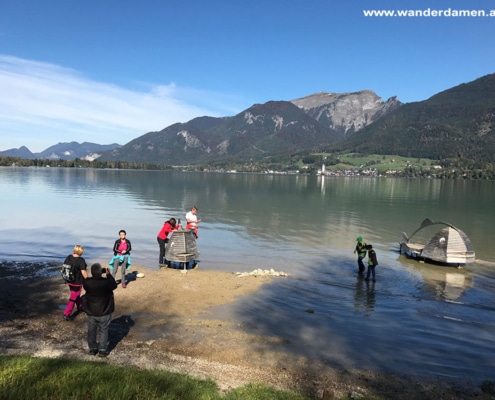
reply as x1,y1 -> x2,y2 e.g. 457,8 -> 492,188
1,167 -> 494,382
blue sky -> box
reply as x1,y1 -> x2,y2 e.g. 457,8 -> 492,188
1,0 -> 494,152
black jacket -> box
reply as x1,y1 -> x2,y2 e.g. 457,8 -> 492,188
368,249 -> 379,267
113,238 -> 132,256
83,274 -> 118,316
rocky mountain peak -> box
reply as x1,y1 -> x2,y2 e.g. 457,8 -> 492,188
291,90 -> 402,136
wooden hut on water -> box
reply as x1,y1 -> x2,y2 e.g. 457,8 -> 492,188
399,218 -> 475,266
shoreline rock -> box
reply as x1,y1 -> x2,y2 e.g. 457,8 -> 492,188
234,268 -> 289,277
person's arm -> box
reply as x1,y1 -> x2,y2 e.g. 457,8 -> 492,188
106,271 -> 118,290
113,240 -> 119,255
80,258 -> 89,279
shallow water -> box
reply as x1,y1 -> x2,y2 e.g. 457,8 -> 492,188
1,167 -> 494,382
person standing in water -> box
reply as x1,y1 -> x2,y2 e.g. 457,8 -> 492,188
365,244 -> 379,282
354,236 -> 367,276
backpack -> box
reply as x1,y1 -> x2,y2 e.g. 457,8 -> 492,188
60,262 -> 76,283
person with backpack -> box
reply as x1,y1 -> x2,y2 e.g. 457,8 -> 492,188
62,244 -> 88,321
365,244 -> 379,282
83,263 -> 118,357
109,229 -> 132,288
354,236 -> 367,275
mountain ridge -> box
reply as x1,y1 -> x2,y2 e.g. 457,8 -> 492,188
329,73 -> 495,163
0,141 -> 121,161
3,73 -> 495,166
99,90 -> 399,165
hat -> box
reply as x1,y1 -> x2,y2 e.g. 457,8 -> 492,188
356,236 -> 362,242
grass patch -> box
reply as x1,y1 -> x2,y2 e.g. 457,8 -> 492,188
0,355 -> 312,400
314,153 -> 438,173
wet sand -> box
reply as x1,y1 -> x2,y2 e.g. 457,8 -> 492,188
0,262 -> 494,399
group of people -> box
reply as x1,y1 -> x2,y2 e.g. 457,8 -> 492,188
62,229 -> 132,356
156,206 -> 201,266
354,236 -> 379,281
61,206 -> 201,356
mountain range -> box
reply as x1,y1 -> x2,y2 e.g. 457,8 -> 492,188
331,73 -> 495,163
98,90 -> 401,165
0,142 -> 121,161
3,73 -> 494,166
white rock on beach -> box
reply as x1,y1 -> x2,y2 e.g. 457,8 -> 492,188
234,269 -> 289,278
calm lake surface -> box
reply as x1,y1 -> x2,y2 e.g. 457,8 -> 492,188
1,167 -> 494,382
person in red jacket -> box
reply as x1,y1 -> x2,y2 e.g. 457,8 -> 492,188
157,218 -> 180,266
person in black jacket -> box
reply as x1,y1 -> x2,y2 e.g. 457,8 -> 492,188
83,263 -> 118,357
110,229 -> 132,288
365,244 -> 379,282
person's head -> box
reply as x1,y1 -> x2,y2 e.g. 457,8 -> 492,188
119,229 -> 126,238
91,263 -> 103,277
73,245 -> 85,256
169,218 -> 177,227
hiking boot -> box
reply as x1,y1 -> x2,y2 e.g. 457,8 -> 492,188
98,351 -> 109,358
88,349 -> 98,356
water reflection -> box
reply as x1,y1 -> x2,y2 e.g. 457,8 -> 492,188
354,276 -> 376,313
411,262 -> 473,301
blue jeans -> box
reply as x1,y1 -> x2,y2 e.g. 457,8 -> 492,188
87,314 -> 112,352
366,265 -> 376,280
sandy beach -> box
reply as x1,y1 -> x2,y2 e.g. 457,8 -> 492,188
0,261 -> 494,399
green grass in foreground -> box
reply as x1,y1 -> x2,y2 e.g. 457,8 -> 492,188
0,355 -> 313,400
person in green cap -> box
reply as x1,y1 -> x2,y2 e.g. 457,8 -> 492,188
354,236 -> 367,275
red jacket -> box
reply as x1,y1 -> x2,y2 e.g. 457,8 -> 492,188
157,221 -> 177,240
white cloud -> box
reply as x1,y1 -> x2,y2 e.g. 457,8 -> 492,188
0,55 -> 244,152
